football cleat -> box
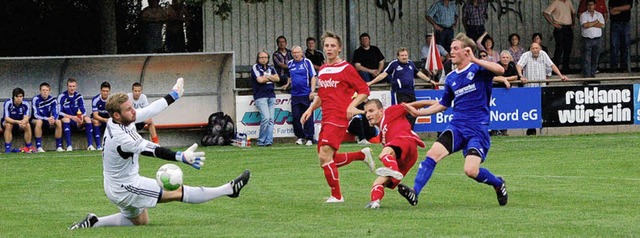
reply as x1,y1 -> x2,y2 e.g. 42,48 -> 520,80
36,147 -> 46,153
56,147 -> 65,152
397,183 -> 418,206
295,138 -> 304,145
305,140 -> 313,146
495,177 -> 508,206
365,200 -> 381,209
325,196 -> 344,203
66,146 -> 73,152
87,145 -> 96,151
375,167 -> 404,180
361,147 -> 375,173
68,213 -> 98,230
228,170 -> 251,198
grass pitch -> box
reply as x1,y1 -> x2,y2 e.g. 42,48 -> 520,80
1,133 -> 639,237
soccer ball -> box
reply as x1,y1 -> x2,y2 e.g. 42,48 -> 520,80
155,164 -> 183,191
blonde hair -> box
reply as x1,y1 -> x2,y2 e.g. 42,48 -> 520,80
106,93 -> 129,117
321,31 -> 342,47
396,47 -> 409,56
454,33 -> 476,52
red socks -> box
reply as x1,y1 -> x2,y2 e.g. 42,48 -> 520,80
333,151 -> 365,168
322,162 -> 342,199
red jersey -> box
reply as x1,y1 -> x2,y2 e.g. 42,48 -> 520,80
317,60 -> 370,126
379,105 -> 426,148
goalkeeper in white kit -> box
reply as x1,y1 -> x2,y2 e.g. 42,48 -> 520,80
69,78 -> 251,230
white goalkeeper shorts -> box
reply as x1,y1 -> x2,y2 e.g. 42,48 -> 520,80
104,176 -> 162,218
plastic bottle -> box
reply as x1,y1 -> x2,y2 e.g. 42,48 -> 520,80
76,109 -> 83,120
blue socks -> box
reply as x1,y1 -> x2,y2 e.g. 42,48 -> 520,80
413,157 -> 437,196
63,122 -> 72,147
85,126 -> 94,147
35,138 -> 42,148
474,168 -> 503,188
93,125 -> 102,148
55,138 -> 63,148
5,142 -> 11,153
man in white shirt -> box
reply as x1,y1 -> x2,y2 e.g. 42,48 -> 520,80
69,78 -> 250,230
580,0 -> 605,78
127,82 -> 160,144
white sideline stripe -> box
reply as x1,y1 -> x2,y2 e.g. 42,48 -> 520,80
435,172 -> 640,181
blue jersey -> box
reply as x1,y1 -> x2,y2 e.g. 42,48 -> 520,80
440,63 -> 495,125
57,91 -> 87,118
92,94 -> 109,119
287,58 -> 316,96
3,99 -> 30,121
384,59 -> 420,95
250,64 -> 277,100
32,94 -> 59,120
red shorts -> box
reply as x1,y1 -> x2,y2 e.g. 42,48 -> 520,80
317,122 -> 348,152
385,138 -> 419,188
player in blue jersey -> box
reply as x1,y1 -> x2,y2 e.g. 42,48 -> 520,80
32,82 -> 63,152
2,88 -> 33,153
57,77 -> 94,151
400,33 -> 508,206
91,81 -> 111,151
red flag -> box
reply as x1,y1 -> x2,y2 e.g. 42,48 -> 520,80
425,34 -> 444,73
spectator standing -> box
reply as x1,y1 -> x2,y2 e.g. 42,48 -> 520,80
507,33 -> 526,64
462,0 -> 488,41
141,0 -> 166,53
425,0 -> 458,53
543,0 -> 576,73
517,43 -> 568,135
300,31 -> 375,203
166,0 -> 190,52
577,0 -> 608,20
608,0 -> 633,73
580,0 -> 605,78
476,32 -> 499,63
368,47 -> 437,128
251,51 -> 280,146
128,83 -> 160,144
57,77 -> 94,151
286,46 -> 317,146
305,37 -> 325,71
420,33 -> 449,78
3,88 -> 33,153
352,33 -> 385,83
32,82 -> 63,152
91,82 -> 111,151
272,36 -> 293,88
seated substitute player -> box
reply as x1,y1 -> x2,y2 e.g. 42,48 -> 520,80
3,87 -> 33,153
57,77 -> 94,151
363,99 -> 434,209
32,82 -> 64,152
127,82 -> 160,144
399,33 -> 508,207
69,78 -> 251,230
91,81 -> 111,150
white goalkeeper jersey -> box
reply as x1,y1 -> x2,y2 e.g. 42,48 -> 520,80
102,97 -> 168,190
127,93 -> 149,109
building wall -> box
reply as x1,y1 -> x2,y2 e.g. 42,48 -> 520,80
204,0 -> 639,70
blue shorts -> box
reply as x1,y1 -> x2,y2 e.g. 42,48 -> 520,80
442,122 -> 490,161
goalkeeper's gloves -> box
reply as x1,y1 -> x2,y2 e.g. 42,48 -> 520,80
169,77 -> 184,100
175,143 -> 206,169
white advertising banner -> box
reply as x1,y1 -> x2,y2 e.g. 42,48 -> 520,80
235,91 -> 391,139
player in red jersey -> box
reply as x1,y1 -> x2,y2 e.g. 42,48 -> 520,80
362,99 -> 435,209
301,31 -> 376,203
